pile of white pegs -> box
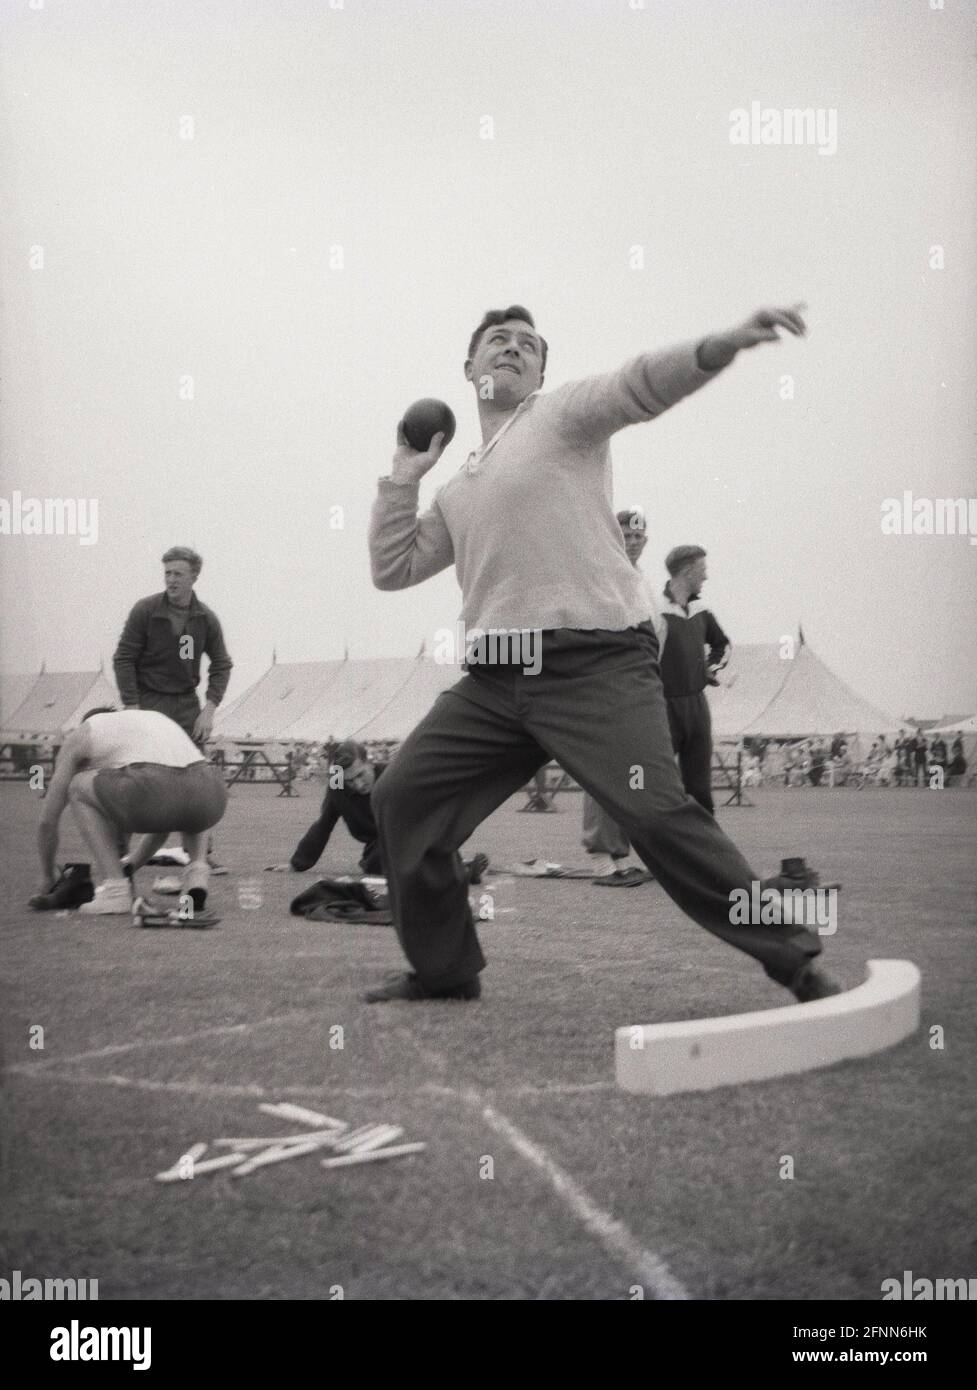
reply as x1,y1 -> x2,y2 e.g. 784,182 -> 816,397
154,1102 -> 425,1182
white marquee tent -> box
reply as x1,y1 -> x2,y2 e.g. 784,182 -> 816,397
0,669 -> 120,739
216,640 -> 900,750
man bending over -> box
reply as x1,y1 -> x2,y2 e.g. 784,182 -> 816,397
32,708 -> 227,915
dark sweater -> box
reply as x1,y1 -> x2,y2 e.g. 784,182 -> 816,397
114,591 -> 233,707
314,764 -> 386,846
659,589 -> 730,698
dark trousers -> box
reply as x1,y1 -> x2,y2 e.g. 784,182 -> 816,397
372,626 -> 821,990
138,688 -> 201,742
291,808 -> 383,876
581,792 -> 631,859
138,689 -> 216,852
665,691 -> 715,815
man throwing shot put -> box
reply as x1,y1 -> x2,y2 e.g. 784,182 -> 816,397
32,708 -> 227,915
366,301 -> 840,1004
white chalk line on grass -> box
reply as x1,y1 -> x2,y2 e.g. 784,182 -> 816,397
7,1071 -> 415,1101
12,1025 -> 687,1297
7,1069 -> 611,1103
6,1006 -> 327,1073
459,1086 -> 691,1301
508,1080 -> 615,1097
21,1069 -> 691,1297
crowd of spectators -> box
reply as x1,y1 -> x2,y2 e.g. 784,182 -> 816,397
2,725 -> 970,797
200,737 -> 402,784
285,738 -> 400,780
738,730 -> 970,789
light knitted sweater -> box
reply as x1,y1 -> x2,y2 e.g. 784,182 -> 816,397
369,342 -> 722,634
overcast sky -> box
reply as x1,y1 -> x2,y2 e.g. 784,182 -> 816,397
1,0 -> 975,721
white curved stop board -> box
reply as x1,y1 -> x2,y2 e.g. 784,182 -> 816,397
615,959 -> 921,1096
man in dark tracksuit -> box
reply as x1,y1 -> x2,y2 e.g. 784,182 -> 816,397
114,545 -> 233,863
291,741 -> 386,874
114,546 -> 233,741
659,545 -> 729,816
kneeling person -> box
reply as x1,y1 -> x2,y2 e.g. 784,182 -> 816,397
290,740 -> 385,875
34,707 -> 227,915
288,739 -> 488,885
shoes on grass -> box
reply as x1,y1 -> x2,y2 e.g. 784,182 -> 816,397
146,848 -> 189,867
78,879 -> 133,916
29,863 -> 94,910
363,971 -> 481,1003
788,962 -> 844,1003
152,875 -> 185,895
761,857 -> 841,893
592,867 -> 653,887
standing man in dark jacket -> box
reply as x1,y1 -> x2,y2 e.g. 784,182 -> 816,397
659,545 -> 730,816
114,546 -> 233,866
114,546 -> 233,741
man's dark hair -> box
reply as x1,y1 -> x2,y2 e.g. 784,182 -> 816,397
665,544 -> 707,577
466,305 -> 548,373
616,507 -> 647,533
162,545 -> 203,576
81,706 -> 118,721
332,739 -> 367,769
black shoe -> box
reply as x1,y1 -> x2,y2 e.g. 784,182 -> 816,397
29,863 -> 94,911
761,858 -> 841,892
363,971 -> 481,1003
466,852 -> 490,886
788,962 -> 843,1002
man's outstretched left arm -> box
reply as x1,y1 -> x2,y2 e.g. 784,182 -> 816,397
555,304 -> 807,445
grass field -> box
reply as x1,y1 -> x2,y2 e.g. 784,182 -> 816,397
2,779 -> 975,1301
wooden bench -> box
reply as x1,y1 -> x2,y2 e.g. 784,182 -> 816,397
519,750 -> 748,810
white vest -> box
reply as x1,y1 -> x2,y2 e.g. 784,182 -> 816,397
85,710 -> 204,769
